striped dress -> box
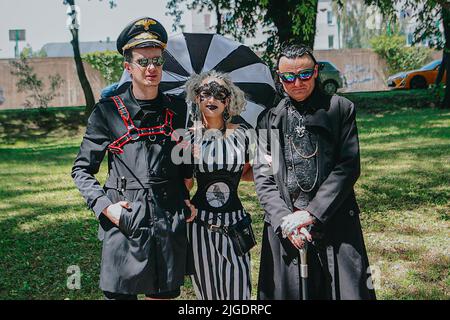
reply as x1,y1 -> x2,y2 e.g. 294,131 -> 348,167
187,123 -> 253,300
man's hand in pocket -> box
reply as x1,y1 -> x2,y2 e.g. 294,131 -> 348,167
102,201 -> 131,226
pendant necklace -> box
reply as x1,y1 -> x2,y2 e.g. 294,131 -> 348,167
287,107 -> 319,193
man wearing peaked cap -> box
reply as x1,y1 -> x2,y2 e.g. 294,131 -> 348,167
116,17 -> 168,55
72,17 -> 196,300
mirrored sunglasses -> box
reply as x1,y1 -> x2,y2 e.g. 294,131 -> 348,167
134,56 -> 165,68
277,68 -> 315,83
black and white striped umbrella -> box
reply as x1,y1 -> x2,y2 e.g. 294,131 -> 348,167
117,33 -> 276,127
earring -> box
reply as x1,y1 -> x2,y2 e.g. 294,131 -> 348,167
223,108 -> 230,122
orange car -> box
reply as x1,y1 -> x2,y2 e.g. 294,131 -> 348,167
387,60 -> 446,89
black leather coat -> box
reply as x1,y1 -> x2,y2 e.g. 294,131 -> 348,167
72,86 -> 192,295
254,89 -> 376,300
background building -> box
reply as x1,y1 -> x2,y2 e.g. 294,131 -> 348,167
41,39 -> 116,57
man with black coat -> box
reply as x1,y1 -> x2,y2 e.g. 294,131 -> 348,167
253,44 -> 376,300
72,17 -> 195,300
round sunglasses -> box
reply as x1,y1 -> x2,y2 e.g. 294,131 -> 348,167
277,68 -> 315,83
133,56 -> 165,68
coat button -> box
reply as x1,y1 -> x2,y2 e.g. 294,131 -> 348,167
349,210 -> 355,216
292,258 -> 298,265
288,166 -> 293,170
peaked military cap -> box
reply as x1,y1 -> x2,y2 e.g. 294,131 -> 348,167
117,17 -> 168,55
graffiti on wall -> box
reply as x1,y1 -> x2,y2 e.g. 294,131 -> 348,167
344,64 -> 376,88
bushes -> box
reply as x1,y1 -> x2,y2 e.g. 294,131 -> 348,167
82,51 -> 123,85
370,35 -> 432,75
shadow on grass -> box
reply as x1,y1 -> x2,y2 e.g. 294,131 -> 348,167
369,243 -> 427,262
343,89 -> 442,113
0,199 -> 202,300
0,108 -> 86,145
360,128 -> 450,145
0,202 -> 102,300
0,185 -> 79,202
358,158 -> 448,213
0,144 -> 80,161
361,215 -> 434,237
356,109 -> 449,214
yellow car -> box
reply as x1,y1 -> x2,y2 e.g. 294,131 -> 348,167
387,60 -> 446,89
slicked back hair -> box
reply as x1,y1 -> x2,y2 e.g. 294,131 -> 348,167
276,44 -> 318,69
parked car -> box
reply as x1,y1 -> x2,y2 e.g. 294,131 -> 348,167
318,61 -> 346,95
387,59 -> 446,89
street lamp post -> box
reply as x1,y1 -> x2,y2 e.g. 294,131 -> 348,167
9,29 -> 25,58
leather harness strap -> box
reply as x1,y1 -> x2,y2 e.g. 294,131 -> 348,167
107,95 -> 175,154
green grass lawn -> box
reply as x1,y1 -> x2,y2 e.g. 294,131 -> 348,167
0,100 -> 449,300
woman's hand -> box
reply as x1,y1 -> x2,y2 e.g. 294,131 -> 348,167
184,178 -> 194,191
184,199 -> 198,223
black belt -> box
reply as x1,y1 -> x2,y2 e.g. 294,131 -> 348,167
193,218 -> 229,235
105,176 -> 173,191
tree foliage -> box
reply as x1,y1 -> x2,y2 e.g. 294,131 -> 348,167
82,51 -> 123,85
365,0 -> 450,108
9,56 -> 64,109
166,0 -> 319,68
20,45 -> 47,59
332,0 -> 389,49
370,34 -> 431,75
63,0 -> 117,118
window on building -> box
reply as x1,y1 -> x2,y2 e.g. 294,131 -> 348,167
400,10 -> 406,20
407,33 -> 413,45
204,14 -> 211,28
327,11 -> 333,25
224,12 -> 233,23
328,35 -> 334,49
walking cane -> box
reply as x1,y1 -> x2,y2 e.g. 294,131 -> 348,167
299,236 -> 308,300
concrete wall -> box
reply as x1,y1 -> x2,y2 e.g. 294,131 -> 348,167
0,57 -> 107,109
316,49 -> 442,92
0,50 -> 444,109
315,48 -> 389,91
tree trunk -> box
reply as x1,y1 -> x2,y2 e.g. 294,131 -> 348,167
310,0 -> 319,49
214,1 -> 222,34
266,0 -> 318,49
441,6 -> 450,108
266,0 -> 294,46
66,0 -> 96,118
71,29 -> 96,117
